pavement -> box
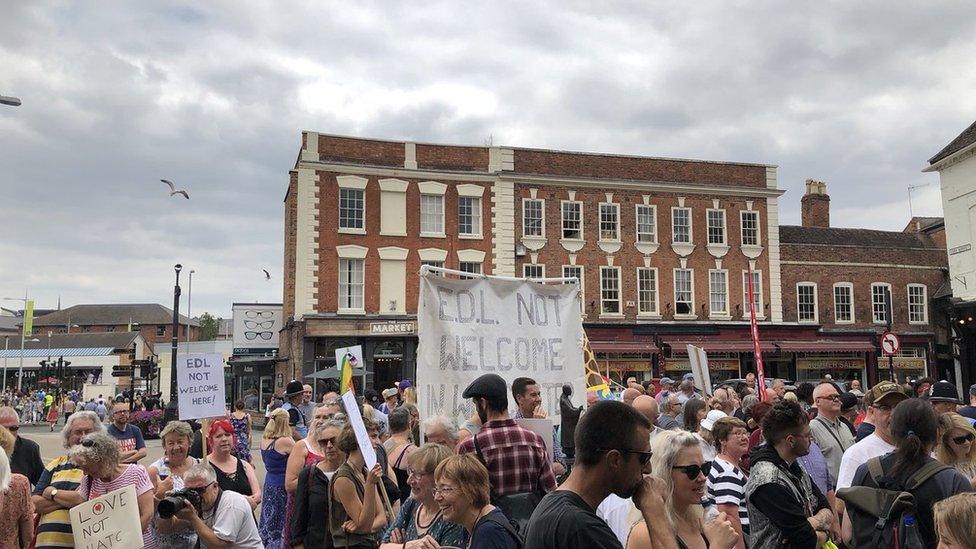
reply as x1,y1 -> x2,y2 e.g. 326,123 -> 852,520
18,422 -> 269,484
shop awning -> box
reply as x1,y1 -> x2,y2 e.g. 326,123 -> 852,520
589,341 -> 658,353
666,340 -> 777,353
773,340 -> 877,352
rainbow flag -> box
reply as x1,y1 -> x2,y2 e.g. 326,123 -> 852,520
339,352 -> 357,394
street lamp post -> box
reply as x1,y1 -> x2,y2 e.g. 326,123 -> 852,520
3,295 -> 32,392
164,265 -> 183,422
185,270 -> 194,354
2,336 -> 7,393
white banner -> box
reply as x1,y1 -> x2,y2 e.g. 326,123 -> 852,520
70,485 -> 143,549
176,353 -> 227,420
417,270 -> 585,424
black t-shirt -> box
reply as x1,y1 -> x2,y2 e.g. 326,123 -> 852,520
471,509 -> 521,549
524,490 -> 623,549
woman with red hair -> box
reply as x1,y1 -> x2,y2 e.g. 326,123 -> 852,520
207,419 -> 262,510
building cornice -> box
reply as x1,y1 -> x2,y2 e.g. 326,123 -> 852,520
781,260 -> 946,271
923,141 -> 976,172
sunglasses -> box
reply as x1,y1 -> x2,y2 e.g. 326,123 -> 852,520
953,433 -> 976,445
186,482 -> 215,496
81,439 -> 96,448
7,425 -> 18,432
817,394 -> 840,402
599,448 -> 652,465
672,462 -> 712,480
318,437 -> 337,447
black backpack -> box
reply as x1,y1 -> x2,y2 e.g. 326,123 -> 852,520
471,432 -> 535,544
837,457 -> 947,549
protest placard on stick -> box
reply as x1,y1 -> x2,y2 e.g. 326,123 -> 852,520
340,390 -> 394,520
69,485 -> 142,549
687,344 -> 713,395
176,353 -> 226,420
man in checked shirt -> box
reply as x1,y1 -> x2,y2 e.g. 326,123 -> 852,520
457,373 -> 557,497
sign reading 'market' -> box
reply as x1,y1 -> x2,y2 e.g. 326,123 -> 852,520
176,353 -> 226,420
417,269 -> 585,423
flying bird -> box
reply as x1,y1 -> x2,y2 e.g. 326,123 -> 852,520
263,269 -> 271,280
160,179 -> 189,199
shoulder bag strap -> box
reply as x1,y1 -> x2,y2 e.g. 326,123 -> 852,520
866,456 -> 885,486
814,416 -> 847,451
905,460 -> 950,491
472,431 -> 488,468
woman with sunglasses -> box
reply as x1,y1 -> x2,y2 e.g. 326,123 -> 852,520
292,419 -> 347,549
935,413 -> 976,483
331,422 -> 389,549
433,454 -> 520,549
284,403 -> 333,545
207,420 -> 262,510
260,408 -> 296,548
68,432 -> 157,548
381,443 -> 467,549
640,430 -> 738,549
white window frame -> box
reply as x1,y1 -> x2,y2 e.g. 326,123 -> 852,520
871,283 -> 891,324
561,201 -> 584,240
907,284 -> 928,324
741,270 -> 764,319
459,261 -> 482,279
709,269 -> 729,317
338,188 -> 365,233
522,198 -> 545,238
458,196 -> 482,238
637,267 -> 659,316
740,210 -> 761,247
420,260 -> 444,275
673,268 -> 695,318
600,266 -> 622,316
671,207 -> 692,243
833,282 -> 855,324
599,202 -> 621,241
796,282 -> 819,323
420,194 -> 445,237
338,258 -> 365,313
706,209 -> 727,245
636,204 -> 657,243
563,265 -> 585,315
523,264 -> 545,279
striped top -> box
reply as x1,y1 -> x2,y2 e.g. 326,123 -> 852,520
706,456 -> 750,534
33,455 -> 86,549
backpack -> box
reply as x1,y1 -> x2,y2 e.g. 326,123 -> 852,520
471,432 -> 537,541
837,457 -> 948,549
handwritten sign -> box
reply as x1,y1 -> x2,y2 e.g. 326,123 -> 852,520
176,353 -> 226,420
341,390 -> 378,470
416,272 -> 585,423
69,485 -> 142,549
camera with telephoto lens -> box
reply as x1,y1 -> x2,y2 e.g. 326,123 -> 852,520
158,488 -> 203,519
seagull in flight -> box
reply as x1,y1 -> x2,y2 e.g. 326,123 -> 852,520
160,179 -> 189,199
263,269 -> 271,280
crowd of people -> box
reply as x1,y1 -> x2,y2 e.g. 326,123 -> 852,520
0,370 -> 975,548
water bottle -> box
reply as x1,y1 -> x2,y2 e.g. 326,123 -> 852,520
902,514 -> 925,549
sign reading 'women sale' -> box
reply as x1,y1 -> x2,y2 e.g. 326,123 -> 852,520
416,268 -> 585,423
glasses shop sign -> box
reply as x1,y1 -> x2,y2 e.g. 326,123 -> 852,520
233,303 -> 283,354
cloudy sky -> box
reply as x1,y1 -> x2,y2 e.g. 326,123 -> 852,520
2,1 -> 974,318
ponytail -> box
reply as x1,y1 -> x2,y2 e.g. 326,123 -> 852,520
889,398 -> 938,478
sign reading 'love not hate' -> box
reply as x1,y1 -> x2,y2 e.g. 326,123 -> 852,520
69,485 -> 142,549
416,270 -> 585,423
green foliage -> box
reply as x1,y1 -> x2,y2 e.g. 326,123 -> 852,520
198,312 -> 220,341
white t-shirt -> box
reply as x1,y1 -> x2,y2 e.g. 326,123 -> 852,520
205,489 -> 263,548
596,494 -> 635,548
836,433 -> 896,490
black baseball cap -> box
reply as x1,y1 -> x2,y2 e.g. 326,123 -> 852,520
839,392 -> 858,412
462,373 -> 508,401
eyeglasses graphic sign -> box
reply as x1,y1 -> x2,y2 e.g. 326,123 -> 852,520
232,303 -> 283,353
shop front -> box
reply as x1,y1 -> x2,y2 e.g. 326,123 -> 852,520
664,353 -> 741,384
794,353 -> 866,387
588,340 -> 657,385
877,346 -> 929,385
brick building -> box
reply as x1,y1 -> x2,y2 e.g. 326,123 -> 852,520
30,303 -> 200,348
281,132 -> 949,392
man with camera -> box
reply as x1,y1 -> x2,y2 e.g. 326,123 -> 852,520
159,462 -> 262,548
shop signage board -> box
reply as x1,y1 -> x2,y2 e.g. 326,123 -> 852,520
665,359 -> 740,372
416,268 -> 584,423
370,321 -> 416,335
797,358 -> 865,370
232,303 -> 283,354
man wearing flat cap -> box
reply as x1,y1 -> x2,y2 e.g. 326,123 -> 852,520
457,373 -> 556,497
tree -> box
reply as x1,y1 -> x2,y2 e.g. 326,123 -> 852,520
198,312 -> 220,341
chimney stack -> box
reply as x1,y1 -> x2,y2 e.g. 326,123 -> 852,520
801,179 -> 830,228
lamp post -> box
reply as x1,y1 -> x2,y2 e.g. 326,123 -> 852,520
164,264 -> 182,422
185,269 -> 194,354
2,336 -> 8,394
3,295 -> 32,391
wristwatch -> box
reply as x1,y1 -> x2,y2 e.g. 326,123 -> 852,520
49,488 -> 58,501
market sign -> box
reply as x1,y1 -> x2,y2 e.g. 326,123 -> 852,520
797,358 -> 865,370
370,321 -> 415,335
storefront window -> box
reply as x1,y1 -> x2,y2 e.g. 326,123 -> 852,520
794,352 -> 865,386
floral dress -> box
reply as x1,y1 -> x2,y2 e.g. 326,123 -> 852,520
230,413 -> 252,463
